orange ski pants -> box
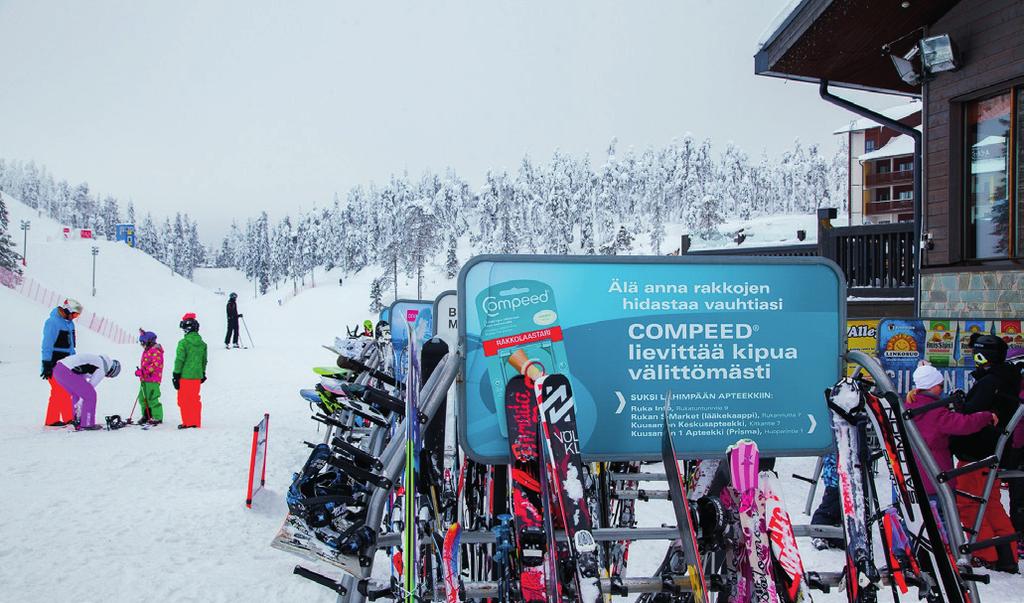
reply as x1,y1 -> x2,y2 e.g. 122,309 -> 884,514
956,462 -> 1018,564
45,378 -> 74,425
177,379 -> 203,428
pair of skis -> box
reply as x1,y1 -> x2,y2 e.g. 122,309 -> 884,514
504,350 -> 603,603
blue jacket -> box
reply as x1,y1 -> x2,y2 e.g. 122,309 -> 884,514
41,308 -> 76,365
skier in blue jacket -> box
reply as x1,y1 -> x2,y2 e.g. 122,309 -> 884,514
41,298 -> 82,426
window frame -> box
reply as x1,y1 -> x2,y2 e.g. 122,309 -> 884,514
961,86 -> 1021,260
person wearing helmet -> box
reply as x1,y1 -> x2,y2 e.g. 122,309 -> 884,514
134,330 -> 164,426
953,334 -> 1021,458
51,352 -> 121,431
225,292 -> 242,349
174,313 -> 208,429
362,319 -> 373,338
41,298 -> 82,426
950,333 -> 1023,572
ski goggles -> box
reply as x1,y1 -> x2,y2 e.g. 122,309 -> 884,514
974,352 -> 990,365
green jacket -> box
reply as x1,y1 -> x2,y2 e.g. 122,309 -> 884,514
174,331 -> 208,380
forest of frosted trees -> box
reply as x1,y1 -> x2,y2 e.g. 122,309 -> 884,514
0,134 -> 846,309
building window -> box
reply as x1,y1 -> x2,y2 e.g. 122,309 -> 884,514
876,161 -> 890,174
876,190 -> 891,202
898,190 -> 913,200
865,139 -> 876,152
897,160 -> 913,172
965,91 -> 1019,258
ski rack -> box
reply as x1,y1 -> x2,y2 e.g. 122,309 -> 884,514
278,336 -> 874,603
846,350 -> 984,603
326,341 -> 849,603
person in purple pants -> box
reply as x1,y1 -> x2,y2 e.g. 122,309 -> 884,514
52,353 -> 121,431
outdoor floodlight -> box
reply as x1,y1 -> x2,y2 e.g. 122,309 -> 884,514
920,34 -> 959,74
890,54 -> 921,86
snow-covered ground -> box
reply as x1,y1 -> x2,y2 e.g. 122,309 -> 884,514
0,195 -> 1016,601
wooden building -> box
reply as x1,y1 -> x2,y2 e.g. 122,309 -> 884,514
756,0 -> 1024,318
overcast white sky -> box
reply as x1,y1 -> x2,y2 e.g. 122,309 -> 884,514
0,0 -> 908,241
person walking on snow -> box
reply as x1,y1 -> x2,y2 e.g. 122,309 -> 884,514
174,313 -> 208,429
225,292 -> 242,349
51,353 -> 121,430
41,298 -> 81,426
135,330 -> 164,426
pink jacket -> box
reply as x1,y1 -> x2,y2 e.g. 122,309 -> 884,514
905,389 -> 992,495
135,344 -> 164,383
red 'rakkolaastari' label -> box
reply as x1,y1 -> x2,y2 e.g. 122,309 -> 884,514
483,326 -> 563,356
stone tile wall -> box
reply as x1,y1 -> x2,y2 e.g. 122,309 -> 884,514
920,270 -> 1024,317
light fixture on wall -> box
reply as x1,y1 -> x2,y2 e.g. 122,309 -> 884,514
884,32 -> 960,86
920,34 -> 959,73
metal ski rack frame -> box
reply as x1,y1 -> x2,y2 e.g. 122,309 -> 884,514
337,348 -> 460,603
846,350 -> 983,603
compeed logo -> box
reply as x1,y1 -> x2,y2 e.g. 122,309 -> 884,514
481,289 -> 550,318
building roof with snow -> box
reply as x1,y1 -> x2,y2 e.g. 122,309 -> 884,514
857,126 -> 923,161
833,101 -> 922,134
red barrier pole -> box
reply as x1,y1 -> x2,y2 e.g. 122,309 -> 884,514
245,424 -> 259,508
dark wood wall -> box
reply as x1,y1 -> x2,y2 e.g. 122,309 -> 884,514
924,0 -> 1024,269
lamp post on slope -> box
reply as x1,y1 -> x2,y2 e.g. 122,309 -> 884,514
19,220 -> 30,265
91,246 -> 99,296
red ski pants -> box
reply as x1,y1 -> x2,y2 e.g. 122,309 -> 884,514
955,462 -> 1018,564
45,377 -> 73,425
177,379 -> 202,428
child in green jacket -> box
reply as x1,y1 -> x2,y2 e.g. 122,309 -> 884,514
173,313 -> 208,429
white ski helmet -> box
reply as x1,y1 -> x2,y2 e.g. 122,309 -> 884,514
59,298 -> 83,314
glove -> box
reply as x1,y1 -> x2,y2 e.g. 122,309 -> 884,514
172,373 -> 181,390
237,314 -> 243,318
41,360 -> 55,380
947,389 -> 967,412
134,367 -> 142,378
201,374 -> 207,384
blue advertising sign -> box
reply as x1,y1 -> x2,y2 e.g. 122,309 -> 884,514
115,223 -> 136,247
458,255 -> 845,463
876,318 -> 1023,395
388,299 -> 433,384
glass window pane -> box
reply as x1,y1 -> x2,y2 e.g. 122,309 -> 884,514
967,93 -> 1011,258
1017,89 -> 1023,256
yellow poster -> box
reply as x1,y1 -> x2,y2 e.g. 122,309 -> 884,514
846,319 -> 879,376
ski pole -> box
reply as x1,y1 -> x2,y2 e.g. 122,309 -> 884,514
241,316 -> 255,348
127,393 -> 140,424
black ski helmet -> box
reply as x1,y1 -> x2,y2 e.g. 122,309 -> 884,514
229,292 -> 237,300
970,333 -> 1008,366
180,312 -> 200,333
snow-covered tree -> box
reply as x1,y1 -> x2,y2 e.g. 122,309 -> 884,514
0,194 -> 22,273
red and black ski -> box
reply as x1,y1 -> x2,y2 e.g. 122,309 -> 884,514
504,375 -> 549,602
534,373 -> 603,603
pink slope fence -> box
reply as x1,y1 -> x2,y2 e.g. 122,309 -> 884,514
0,267 -> 134,345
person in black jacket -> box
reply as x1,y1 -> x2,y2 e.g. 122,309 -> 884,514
952,333 -> 1024,547
953,334 -> 1022,461
225,292 -> 243,349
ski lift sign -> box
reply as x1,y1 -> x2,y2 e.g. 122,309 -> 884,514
458,255 -> 845,463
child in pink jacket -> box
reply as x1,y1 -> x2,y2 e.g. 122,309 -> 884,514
135,330 -> 164,425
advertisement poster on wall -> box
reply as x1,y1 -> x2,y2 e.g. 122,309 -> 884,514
845,319 -> 879,376
876,318 -> 1024,394
458,255 -> 845,463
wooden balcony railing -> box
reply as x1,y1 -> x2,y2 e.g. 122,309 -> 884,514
865,198 -> 913,214
865,170 -> 913,187
681,209 -> 915,298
